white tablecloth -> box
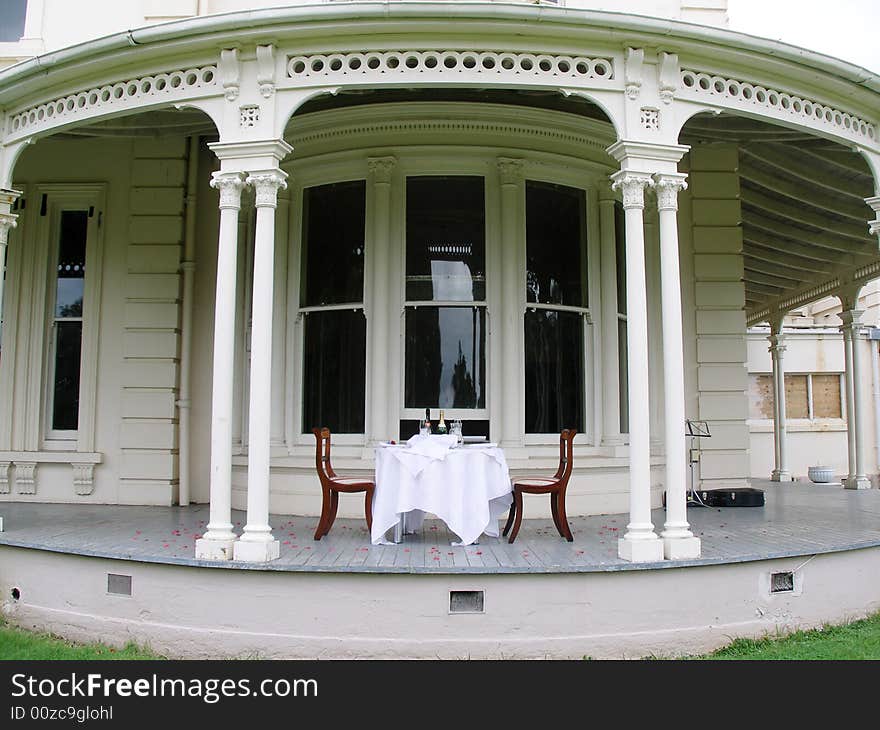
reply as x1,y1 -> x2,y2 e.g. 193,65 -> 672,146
372,440 -> 513,546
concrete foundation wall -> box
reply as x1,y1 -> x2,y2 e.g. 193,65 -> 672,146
2,544 -> 878,659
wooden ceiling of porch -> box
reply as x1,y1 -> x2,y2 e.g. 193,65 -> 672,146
681,113 -> 877,319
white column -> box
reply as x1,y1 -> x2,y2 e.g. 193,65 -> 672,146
655,173 -> 700,560
367,156 -> 396,443
611,171 -> 663,563
768,319 -> 792,482
234,170 -> 288,562
598,185 -> 623,446
195,171 -> 246,561
498,158 -> 524,448
0,189 -> 21,330
840,306 -> 870,489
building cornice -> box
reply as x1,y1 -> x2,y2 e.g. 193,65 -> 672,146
0,3 -> 876,109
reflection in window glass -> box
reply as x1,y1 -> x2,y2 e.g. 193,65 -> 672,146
525,310 -> 584,433
302,310 -> 366,433
525,181 -> 586,307
404,307 -> 485,409
51,210 -> 88,432
300,181 -> 366,307
405,177 -> 485,302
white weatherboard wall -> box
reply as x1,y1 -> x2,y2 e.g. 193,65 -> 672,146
0,136 -> 185,505
687,145 -> 750,489
121,137 -> 187,505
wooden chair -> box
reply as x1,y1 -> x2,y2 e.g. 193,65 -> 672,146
503,429 -> 576,544
312,427 -> 374,540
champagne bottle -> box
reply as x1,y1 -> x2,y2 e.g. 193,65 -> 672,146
423,408 -> 431,433
437,410 -> 447,434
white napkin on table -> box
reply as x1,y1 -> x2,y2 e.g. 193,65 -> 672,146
405,433 -> 458,458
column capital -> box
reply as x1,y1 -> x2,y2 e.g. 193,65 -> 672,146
652,172 -> 688,210
838,308 -> 864,331
497,157 -> 524,186
210,171 -> 247,209
246,169 -> 288,208
610,170 -> 652,210
767,333 -> 787,355
368,156 -> 397,184
866,195 -> 880,238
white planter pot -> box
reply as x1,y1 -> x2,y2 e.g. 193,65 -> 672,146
808,466 -> 835,483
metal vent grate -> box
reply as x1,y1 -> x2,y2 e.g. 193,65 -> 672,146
450,590 -> 484,614
107,574 -> 132,596
770,571 -> 794,593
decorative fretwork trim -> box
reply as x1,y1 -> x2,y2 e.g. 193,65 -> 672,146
7,65 -> 219,138
680,68 -> 876,143
286,49 -> 615,85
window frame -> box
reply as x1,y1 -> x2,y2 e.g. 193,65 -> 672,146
522,176 -> 593,443
288,172 -> 370,446
748,371 -> 846,425
400,172 -> 490,426
37,184 -> 105,451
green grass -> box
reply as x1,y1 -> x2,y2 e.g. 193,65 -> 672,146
0,619 -> 163,660
698,611 -> 880,660
3,612 -> 880,660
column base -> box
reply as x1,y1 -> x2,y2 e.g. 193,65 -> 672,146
195,537 -> 236,561
771,470 -> 793,482
618,537 -> 664,563
844,475 -> 871,490
233,538 -> 280,562
663,535 -> 701,560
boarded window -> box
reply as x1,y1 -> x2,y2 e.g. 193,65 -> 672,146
749,374 -> 774,419
812,374 -> 842,419
784,374 -> 809,419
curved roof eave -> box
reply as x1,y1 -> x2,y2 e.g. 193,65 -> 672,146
0,3 -> 877,105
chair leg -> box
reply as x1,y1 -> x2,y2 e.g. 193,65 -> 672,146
502,501 -> 516,537
508,489 -> 525,544
550,492 -> 564,537
323,490 -> 339,537
557,491 -> 573,542
364,486 -> 374,532
314,488 -> 332,540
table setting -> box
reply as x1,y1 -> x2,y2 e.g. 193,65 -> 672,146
371,426 -> 513,546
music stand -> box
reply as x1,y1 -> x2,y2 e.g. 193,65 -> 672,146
685,420 -> 711,505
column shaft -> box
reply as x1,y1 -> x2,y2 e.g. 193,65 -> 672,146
498,158 -> 523,447
768,330 -> 791,482
655,174 -> 699,559
196,172 -> 246,560
235,171 -> 287,562
367,157 -> 395,443
598,192 -> 623,446
612,171 -> 662,563
841,307 -> 870,489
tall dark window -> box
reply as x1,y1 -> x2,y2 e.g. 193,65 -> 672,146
524,181 -> 588,433
300,180 -> 367,433
50,210 -> 88,432
404,176 -> 486,411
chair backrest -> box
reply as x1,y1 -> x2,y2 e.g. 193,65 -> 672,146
554,429 -> 576,482
313,427 -> 336,484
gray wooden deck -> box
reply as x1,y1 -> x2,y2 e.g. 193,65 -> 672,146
1,481 -> 879,573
